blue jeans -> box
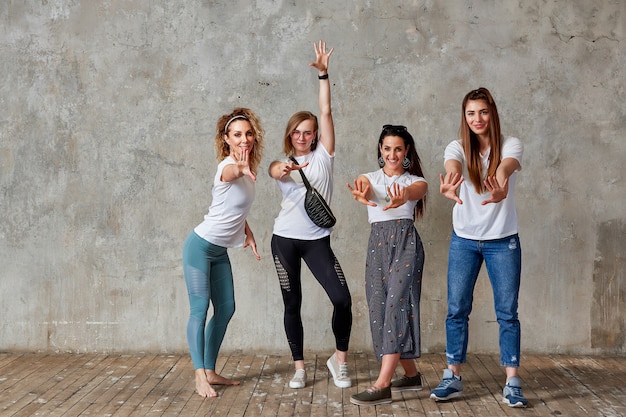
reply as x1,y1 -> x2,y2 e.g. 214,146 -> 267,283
445,232 -> 521,367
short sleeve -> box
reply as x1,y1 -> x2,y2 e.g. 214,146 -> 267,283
444,140 -> 464,163
502,137 -> 523,170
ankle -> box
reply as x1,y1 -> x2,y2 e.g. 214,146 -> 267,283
335,350 -> 348,363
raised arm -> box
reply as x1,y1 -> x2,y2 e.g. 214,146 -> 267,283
309,40 -> 335,156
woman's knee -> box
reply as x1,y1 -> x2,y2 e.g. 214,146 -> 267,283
447,298 -> 472,320
188,295 -> 210,319
331,292 -> 352,311
213,300 -> 235,323
284,300 -> 302,316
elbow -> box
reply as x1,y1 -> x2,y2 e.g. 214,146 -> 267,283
268,162 -> 281,179
320,106 -> 332,117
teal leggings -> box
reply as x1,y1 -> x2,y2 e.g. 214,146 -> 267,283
182,232 -> 235,370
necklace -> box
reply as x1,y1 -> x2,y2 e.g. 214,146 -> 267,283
383,170 -> 404,202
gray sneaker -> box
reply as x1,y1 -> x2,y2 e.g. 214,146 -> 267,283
503,376 -> 528,408
326,353 -> 351,388
289,368 -> 306,389
430,369 -> 463,401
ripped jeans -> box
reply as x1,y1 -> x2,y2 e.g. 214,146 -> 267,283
445,232 -> 522,367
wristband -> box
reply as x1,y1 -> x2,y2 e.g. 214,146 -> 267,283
318,74 -> 329,80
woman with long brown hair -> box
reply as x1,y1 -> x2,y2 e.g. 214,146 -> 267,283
431,87 -> 528,408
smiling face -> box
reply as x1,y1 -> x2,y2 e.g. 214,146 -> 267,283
379,135 -> 409,175
464,99 -> 491,139
224,119 -> 255,158
290,119 -> 316,156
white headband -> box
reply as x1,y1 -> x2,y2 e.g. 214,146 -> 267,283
224,115 -> 248,133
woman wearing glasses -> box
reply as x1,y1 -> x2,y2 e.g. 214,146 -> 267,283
268,41 -> 352,390
347,125 -> 428,406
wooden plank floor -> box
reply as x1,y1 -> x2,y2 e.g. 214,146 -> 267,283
0,352 -> 624,416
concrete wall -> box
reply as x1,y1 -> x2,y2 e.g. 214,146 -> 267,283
1,1 -> 624,356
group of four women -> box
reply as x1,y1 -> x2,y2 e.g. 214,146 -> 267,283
181,40 -> 528,408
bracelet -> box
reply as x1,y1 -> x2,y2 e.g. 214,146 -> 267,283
318,74 -> 329,80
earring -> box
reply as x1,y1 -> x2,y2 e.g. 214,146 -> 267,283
378,156 -> 385,168
402,156 -> 410,169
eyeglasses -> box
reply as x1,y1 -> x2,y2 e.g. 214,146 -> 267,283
291,130 -> 315,140
382,124 -> 407,133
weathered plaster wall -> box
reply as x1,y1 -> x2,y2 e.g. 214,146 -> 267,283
1,1 -> 624,356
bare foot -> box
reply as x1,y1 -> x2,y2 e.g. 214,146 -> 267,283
195,369 -> 218,398
206,369 -> 241,386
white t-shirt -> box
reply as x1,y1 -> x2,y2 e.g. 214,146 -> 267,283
272,145 -> 334,240
363,169 -> 427,223
194,156 -> 256,248
444,136 -> 523,240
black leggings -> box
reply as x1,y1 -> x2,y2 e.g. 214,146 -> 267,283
271,234 -> 352,361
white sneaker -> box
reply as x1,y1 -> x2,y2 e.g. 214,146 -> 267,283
289,368 -> 306,389
326,353 -> 351,388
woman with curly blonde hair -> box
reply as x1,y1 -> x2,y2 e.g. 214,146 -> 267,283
182,107 -> 264,398
214,108 -> 264,175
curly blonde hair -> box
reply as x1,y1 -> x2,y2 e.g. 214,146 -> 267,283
214,107 -> 265,174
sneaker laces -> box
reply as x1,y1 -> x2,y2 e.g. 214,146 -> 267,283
437,377 -> 457,389
292,369 -> 305,380
366,386 -> 382,394
506,384 -> 523,398
338,362 -> 348,379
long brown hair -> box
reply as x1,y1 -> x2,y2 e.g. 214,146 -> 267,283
282,111 -> 318,156
459,87 -> 502,194
215,107 -> 264,174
